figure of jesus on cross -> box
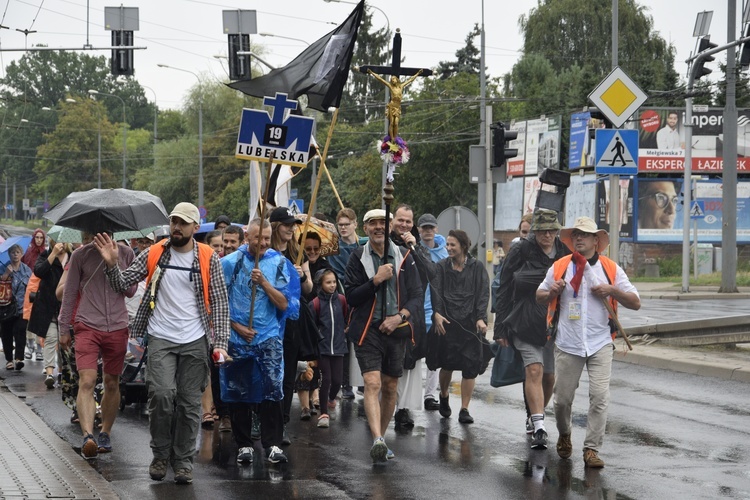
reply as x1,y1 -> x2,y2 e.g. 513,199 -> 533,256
366,68 -> 423,139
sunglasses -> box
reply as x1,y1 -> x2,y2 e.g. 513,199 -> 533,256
640,192 -> 679,209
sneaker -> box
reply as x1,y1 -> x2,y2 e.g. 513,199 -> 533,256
394,408 -> 414,427
525,417 -> 534,435
237,446 -> 254,464
328,398 -> 337,410
439,395 -> 452,418
310,405 -> 318,416
370,437 -> 388,464
44,374 -> 55,389
174,468 -> 193,484
149,458 -> 168,480
317,414 -> 330,428
424,397 -> 440,411
219,415 -> 232,432
14,360 -> 24,371
300,407 -> 311,421
386,448 -> 395,460
531,429 -> 548,450
458,408 -> 474,424
266,445 -> 288,464
24,350 -> 31,360
356,386 -> 364,396
81,434 -> 98,459
97,432 -> 112,453
557,434 -> 573,459
583,448 -> 605,468
341,387 -> 355,400
281,427 -> 291,446
35,351 -> 43,361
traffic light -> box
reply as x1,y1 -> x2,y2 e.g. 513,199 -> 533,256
111,30 -> 134,76
740,26 -> 750,70
490,122 -> 518,168
692,36 -> 718,81
228,34 -> 251,81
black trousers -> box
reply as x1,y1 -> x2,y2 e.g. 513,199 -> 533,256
282,334 -> 300,424
229,400 -> 284,450
1,317 -> 26,362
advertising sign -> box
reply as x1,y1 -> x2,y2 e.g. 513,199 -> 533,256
596,177 -> 634,241
564,173 -> 597,226
523,117 -> 561,175
636,107 -> 750,173
569,112 -> 590,169
506,121 -> 526,177
635,178 -> 750,243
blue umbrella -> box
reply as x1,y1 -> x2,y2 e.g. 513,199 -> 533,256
0,235 -> 31,272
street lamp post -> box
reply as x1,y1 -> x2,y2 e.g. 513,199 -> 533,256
157,64 -> 203,210
88,89 -> 127,188
258,32 -> 311,46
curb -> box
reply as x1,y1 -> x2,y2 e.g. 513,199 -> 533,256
614,346 -> 750,383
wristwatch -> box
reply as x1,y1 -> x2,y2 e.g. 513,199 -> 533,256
399,312 -> 407,322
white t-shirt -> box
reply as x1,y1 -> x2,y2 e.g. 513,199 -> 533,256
147,247 -> 204,344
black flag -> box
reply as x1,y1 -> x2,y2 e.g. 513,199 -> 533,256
228,0 -> 365,112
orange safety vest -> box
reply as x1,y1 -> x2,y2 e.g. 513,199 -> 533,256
145,240 -> 214,314
546,254 -> 618,338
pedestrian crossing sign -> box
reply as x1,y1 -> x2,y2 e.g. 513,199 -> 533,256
690,200 -> 705,219
595,129 -> 639,175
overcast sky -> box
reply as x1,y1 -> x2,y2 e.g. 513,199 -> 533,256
0,0 -> 734,111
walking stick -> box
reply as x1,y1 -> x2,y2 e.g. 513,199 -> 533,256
249,151 -> 276,328
582,263 -> 633,351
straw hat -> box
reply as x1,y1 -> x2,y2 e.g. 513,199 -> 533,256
559,217 -> 610,253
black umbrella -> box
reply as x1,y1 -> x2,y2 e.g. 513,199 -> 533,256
43,188 -> 169,234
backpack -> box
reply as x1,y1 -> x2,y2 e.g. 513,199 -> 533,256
0,277 -> 18,321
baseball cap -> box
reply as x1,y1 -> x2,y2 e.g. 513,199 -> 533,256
363,209 -> 392,223
269,207 -> 302,225
417,213 -> 438,228
169,202 -> 200,224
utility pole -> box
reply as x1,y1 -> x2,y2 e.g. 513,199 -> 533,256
720,0 -> 738,293
609,0 -> 620,264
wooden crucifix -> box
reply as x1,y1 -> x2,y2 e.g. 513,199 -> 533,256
358,28 -> 431,320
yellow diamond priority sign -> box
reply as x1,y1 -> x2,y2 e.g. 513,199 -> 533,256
588,67 -> 647,128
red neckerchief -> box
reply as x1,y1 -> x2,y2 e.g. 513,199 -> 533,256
569,252 -> 588,296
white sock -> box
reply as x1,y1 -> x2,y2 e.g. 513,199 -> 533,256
531,413 -> 545,432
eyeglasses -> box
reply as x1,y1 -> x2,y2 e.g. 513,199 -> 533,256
640,192 -> 679,209
536,229 -> 557,235
570,230 -> 594,239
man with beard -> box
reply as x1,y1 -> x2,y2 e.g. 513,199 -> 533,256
94,202 -> 230,485
345,209 -> 423,463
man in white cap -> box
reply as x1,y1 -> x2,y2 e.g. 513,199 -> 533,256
94,202 -> 230,485
536,216 -> 640,469
344,208 -> 424,464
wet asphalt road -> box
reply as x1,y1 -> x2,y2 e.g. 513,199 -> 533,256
3,347 -> 750,499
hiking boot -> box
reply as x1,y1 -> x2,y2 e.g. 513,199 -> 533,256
424,397 -> 440,411
317,414 -> 330,428
458,408 -> 474,424
394,408 -> 414,426
219,415 -> 232,432
81,434 -> 98,460
300,407 -> 311,421
557,434 -> 572,459
439,395 -> 452,418
44,374 -> 55,389
530,429 -> 548,450
583,448 -> 605,468
265,445 -> 288,464
236,446 -> 254,464
97,432 -> 112,453
149,458 -> 168,481
370,437 -> 388,464
174,468 -> 193,484
525,417 -> 534,435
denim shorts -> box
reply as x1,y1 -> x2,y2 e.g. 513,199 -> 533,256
513,336 -> 555,374
354,324 -> 407,378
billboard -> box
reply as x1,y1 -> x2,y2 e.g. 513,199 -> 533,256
637,107 -> 750,173
564,173 -> 597,225
506,121 -> 526,177
635,178 -> 750,243
596,177 -> 634,241
524,116 -> 562,175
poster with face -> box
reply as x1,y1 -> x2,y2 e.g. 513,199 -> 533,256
596,177 -> 634,240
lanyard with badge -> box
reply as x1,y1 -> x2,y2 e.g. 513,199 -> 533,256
568,262 -> 582,320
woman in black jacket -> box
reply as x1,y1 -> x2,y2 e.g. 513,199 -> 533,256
29,240 -> 71,388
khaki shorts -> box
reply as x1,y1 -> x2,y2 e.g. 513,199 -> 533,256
512,336 -> 555,374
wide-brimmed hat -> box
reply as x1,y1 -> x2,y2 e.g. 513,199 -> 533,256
531,209 -> 562,231
559,217 -> 610,253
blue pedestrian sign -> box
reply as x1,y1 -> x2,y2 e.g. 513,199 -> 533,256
236,93 -> 314,168
595,129 -> 639,175
690,200 -> 705,219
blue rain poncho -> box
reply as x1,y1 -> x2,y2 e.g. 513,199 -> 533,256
219,245 -> 300,403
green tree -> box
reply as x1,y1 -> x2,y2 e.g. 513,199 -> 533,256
435,24 -> 482,79
133,136 -> 198,211
33,99 -> 118,201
